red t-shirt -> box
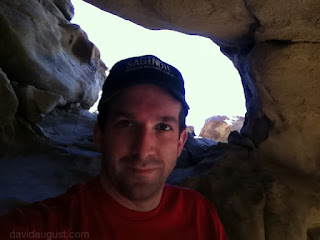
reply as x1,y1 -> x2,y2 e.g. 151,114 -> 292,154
0,176 -> 227,240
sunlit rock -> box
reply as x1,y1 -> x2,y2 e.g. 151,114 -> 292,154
199,115 -> 244,142
0,0 -> 106,110
186,126 -> 195,136
248,42 -> 320,174
245,0 -> 320,42
84,0 -> 257,47
13,83 -> 67,123
0,0 -> 106,154
52,0 -> 75,20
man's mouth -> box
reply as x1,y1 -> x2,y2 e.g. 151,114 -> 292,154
127,167 -> 156,175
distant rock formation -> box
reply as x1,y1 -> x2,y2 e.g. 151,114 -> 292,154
186,126 -> 196,136
199,116 -> 244,142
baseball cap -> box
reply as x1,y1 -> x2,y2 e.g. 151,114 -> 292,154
98,55 -> 189,113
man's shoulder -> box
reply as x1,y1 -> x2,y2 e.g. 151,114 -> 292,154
163,186 -> 227,240
162,184 -> 220,220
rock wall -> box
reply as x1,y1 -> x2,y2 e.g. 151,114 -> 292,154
0,0 -> 106,155
0,0 -> 105,214
83,0 -> 320,239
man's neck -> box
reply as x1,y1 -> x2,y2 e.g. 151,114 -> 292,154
99,173 -> 163,212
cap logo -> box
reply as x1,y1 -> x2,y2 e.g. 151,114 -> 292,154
125,56 -> 174,77
98,55 -> 190,112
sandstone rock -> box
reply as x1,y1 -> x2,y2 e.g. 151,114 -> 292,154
0,69 -> 18,123
84,0 -> 257,47
13,83 -> 67,123
199,115 -> 244,142
307,207 -> 320,239
186,126 -> 195,136
85,0 -> 320,46
0,109 -> 101,214
53,0 -> 74,20
200,116 -> 230,142
0,69 -> 18,154
246,0 -> 320,42
228,131 -> 255,149
263,175 -> 320,240
0,0 -> 106,110
220,46 -> 273,146
248,42 -> 320,174
88,0 -> 320,45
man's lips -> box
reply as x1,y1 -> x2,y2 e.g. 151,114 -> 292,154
127,167 -> 157,174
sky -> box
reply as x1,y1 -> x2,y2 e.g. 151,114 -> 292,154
70,0 -> 246,135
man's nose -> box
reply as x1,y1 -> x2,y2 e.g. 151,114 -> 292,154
132,125 -> 156,159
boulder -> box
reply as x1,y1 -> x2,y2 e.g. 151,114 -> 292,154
0,0 -> 106,110
199,115 -> 244,142
0,0 -> 107,154
12,83 -> 67,123
186,126 -> 195,136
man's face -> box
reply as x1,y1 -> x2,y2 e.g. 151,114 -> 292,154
95,84 -> 187,202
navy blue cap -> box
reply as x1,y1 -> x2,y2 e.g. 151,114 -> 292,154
98,55 -> 189,113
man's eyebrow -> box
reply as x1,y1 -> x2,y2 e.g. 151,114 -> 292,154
158,116 -> 178,124
111,111 -> 133,118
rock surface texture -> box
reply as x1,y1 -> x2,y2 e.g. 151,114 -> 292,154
199,115 -> 244,142
0,0 -> 320,240
0,0 -> 106,155
82,0 -> 320,239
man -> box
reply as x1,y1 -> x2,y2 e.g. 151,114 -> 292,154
0,55 -> 227,240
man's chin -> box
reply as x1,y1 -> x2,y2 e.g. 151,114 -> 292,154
118,180 -> 164,202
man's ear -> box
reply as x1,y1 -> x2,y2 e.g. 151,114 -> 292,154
93,123 -> 103,153
177,129 -> 188,157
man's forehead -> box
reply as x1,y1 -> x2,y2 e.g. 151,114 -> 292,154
110,108 -> 180,122
110,84 -> 181,106
100,84 -> 181,122
110,110 -> 178,124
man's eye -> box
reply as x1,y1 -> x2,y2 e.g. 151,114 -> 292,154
116,120 -> 134,128
156,123 -> 171,131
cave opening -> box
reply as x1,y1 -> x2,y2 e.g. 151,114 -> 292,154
71,0 -> 246,142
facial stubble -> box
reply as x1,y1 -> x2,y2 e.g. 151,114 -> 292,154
103,155 -> 175,202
